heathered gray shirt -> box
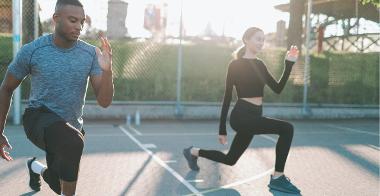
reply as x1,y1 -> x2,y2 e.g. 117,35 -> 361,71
7,34 -> 103,130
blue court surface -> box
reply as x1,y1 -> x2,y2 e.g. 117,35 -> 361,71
0,119 -> 379,196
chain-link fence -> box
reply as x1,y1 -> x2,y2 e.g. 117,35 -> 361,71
0,0 -> 379,105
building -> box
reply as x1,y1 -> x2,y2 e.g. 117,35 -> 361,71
107,0 -> 128,38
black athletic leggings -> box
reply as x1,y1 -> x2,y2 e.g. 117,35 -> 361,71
23,107 -> 85,194
42,121 -> 84,194
199,99 -> 294,172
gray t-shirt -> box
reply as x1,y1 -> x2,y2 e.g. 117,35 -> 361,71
7,34 -> 103,130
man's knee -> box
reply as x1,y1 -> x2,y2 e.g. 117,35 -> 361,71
49,122 -> 84,156
69,134 -> 84,155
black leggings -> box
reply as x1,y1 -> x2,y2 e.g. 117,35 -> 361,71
199,99 -> 294,172
42,121 -> 84,194
23,107 -> 84,194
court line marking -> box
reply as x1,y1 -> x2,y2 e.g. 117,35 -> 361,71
325,124 -> 379,136
139,133 -> 215,136
185,134 -> 278,195
133,131 -> 358,137
184,168 -> 274,196
187,179 -> 204,183
164,160 -> 178,164
368,144 -> 380,151
259,135 -> 277,143
126,125 -> 286,195
118,126 -> 203,196
83,125 -> 115,128
142,144 -> 157,149
128,124 -> 143,135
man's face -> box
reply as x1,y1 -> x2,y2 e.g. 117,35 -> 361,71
53,5 -> 85,42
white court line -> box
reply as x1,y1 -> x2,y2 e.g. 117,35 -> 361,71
326,124 -> 379,136
86,134 -> 126,137
187,179 -> 204,183
83,125 -> 114,128
128,125 -> 143,136
259,135 -> 277,143
184,168 -> 274,196
184,133 -> 278,196
142,144 -> 157,149
118,126 -> 203,196
164,160 -> 177,164
139,133 -> 215,136
137,131 -> 351,137
124,125 -> 279,196
368,144 -> 380,151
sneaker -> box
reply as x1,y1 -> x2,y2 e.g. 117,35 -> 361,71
268,175 -> 300,194
27,157 -> 41,191
183,146 -> 200,171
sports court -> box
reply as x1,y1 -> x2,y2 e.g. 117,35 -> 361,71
1,119 -> 378,195
1,0 -> 379,195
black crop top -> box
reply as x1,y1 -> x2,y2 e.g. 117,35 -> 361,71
219,58 -> 295,135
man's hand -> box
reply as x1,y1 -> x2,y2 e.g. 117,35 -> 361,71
96,35 -> 113,72
0,134 -> 13,161
218,135 -> 228,145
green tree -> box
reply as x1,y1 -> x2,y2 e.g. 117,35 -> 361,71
361,0 -> 380,7
287,0 -> 305,51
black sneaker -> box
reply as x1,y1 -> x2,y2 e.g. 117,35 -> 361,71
27,157 -> 41,191
183,146 -> 200,171
268,175 -> 300,194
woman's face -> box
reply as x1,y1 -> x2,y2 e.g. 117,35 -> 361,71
245,31 -> 265,54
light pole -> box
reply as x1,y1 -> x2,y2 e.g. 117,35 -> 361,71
175,0 -> 184,117
302,0 -> 313,116
12,0 -> 22,125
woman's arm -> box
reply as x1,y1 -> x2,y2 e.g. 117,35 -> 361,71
263,46 -> 299,94
263,60 -> 294,94
219,63 -> 234,135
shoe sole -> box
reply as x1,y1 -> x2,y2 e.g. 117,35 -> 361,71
183,149 -> 199,171
268,184 -> 300,194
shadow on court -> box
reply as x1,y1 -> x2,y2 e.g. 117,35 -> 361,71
0,119 -> 378,195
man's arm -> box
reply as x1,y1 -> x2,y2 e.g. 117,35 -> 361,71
90,70 -> 114,108
90,36 -> 114,108
0,72 -> 23,161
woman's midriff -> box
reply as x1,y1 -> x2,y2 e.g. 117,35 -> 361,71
241,97 -> 263,106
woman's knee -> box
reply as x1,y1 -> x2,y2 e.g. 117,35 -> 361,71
225,158 -> 238,166
225,154 -> 240,166
281,122 -> 294,137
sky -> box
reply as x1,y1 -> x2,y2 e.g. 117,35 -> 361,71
38,0 -> 290,38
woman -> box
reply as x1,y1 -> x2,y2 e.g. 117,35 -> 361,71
183,27 -> 300,194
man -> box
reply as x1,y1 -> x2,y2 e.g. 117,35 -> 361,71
0,0 -> 113,195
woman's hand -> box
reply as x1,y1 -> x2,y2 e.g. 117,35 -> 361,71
218,135 -> 228,145
285,45 -> 299,62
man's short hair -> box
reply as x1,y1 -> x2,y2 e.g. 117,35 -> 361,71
55,0 -> 83,12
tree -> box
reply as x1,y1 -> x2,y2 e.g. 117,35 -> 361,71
360,0 -> 380,7
287,0 -> 305,51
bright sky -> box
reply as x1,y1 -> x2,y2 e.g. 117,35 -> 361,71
38,0 -> 290,38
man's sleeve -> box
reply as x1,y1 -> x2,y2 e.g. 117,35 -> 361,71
7,46 -> 32,80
